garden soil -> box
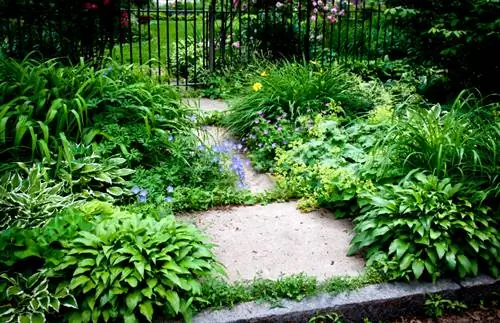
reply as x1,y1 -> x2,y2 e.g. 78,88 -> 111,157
180,98 -> 365,282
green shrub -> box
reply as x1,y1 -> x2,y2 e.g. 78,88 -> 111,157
53,208 -> 223,322
348,172 -> 500,281
226,61 -> 373,134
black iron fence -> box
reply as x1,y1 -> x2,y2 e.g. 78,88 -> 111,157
0,0 -> 398,85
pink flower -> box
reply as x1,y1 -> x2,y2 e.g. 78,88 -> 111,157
312,1 -> 317,6
276,1 -> 283,8
232,41 -> 241,48
310,15 -> 317,21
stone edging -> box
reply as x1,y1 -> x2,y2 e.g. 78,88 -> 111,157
193,275 -> 499,323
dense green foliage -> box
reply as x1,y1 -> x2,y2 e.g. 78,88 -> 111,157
227,61 -> 500,283
226,61 -> 373,134
386,0 -> 500,94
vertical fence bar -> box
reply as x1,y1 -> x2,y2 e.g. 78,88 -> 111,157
366,2 -> 373,65
352,0 -> 358,62
127,0 -> 133,63
375,0 -> 381,61
156,0 -> 161,82
147,0 -> 152,75
360,0 -> 366,61
175,0 -> 180,85
166,0 -> 171,80
202,0 -> 206,69
208,0 -> 215,72
138,5 -> 143,64
246,0 -> 250,62
344,1 -> 350,64
193,0 -> 198,84
304,0 -> 311,61
237,0 -> 242,60
297,0 -> 302,57
336,0 -> 342,62
119,1 -> 125,64
321,3 -> 327,63
184,0 -> 188,87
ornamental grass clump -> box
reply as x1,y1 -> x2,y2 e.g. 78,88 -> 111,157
226,61 -> 372,134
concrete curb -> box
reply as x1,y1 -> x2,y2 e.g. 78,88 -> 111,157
193,275 -> 500,323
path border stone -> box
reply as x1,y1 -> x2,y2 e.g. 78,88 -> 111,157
193,275 -> 500,323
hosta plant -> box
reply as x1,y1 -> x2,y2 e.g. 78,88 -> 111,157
0,164 -> 79,231
348,172 -> 500,281
48,142 -> 135,201
0,271 -> 78,323
54,208 -> 224,322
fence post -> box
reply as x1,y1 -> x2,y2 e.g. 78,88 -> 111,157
208,0 -> 216,72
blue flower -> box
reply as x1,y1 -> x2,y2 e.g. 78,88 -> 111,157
188,115 -> 197,122
131,186 -> 140,194
138,195 -> 147,203
168,135 -> 174,142
139,189 -> 148,198
164,196 -> 173,203
167,185 -> 174,193
197,145 -> 206,151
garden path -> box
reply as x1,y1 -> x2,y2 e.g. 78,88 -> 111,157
180,98 -> 365,282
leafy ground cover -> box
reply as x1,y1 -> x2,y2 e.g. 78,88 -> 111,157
0,52 -> 498,322
223,60 -> 500,283
0,54 -> 257,322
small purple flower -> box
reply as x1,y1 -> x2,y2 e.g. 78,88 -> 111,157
241,137 -> 246,142
167,186 -> 174,193
283,141 -> 288,145
131,186 -> 140,194
263,130 -> 269,135
164,196 -> 173,203
188,115 -> 197,122
237,143 -> 243,150
257,111 -> 264,116
254,119 -> 260,124
138,195 -> 147,203
197,145 -> 206,151
277,126 -> 282,131
168,135 -> 174,142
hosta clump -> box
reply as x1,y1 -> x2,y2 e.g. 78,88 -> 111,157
54,208 -> 224,322
0,164 -> 79,230
348,172 -> 500,281
0,272 -> 78,322
50,145 -> 135,201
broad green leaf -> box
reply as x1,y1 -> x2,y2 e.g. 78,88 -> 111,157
106,187 -> 124,196
126,291 -> 142,311
69,275 -> 90,290
435,242 -> 447,259
125,277 -> 138,288
123,313 -> 138,323
165,290 -> 180,314
412,259 -> 425,279
139,301 -> 154,322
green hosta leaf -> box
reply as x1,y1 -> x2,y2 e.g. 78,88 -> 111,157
123,313 -> 138,323
165,290 -> 180,314
69,275 -> 90,290
18,315 -> 31,323
139,301 -> 154,322
388,239 -> 410,259
435,242 -> 447,259
457,255 -> 472,277
6,285 -> 22,296
126,291 -> 142,311
94,173 -> 112,184
31,313 -> 44,323
106,187 -> 124,196
412,259 -> 425,279
134,262 -> 145,279
125,277 -> 138,288
399,253 -> 414,271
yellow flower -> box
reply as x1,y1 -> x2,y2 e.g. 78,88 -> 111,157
260,71 -> 268,77
252,82 -> 263,91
